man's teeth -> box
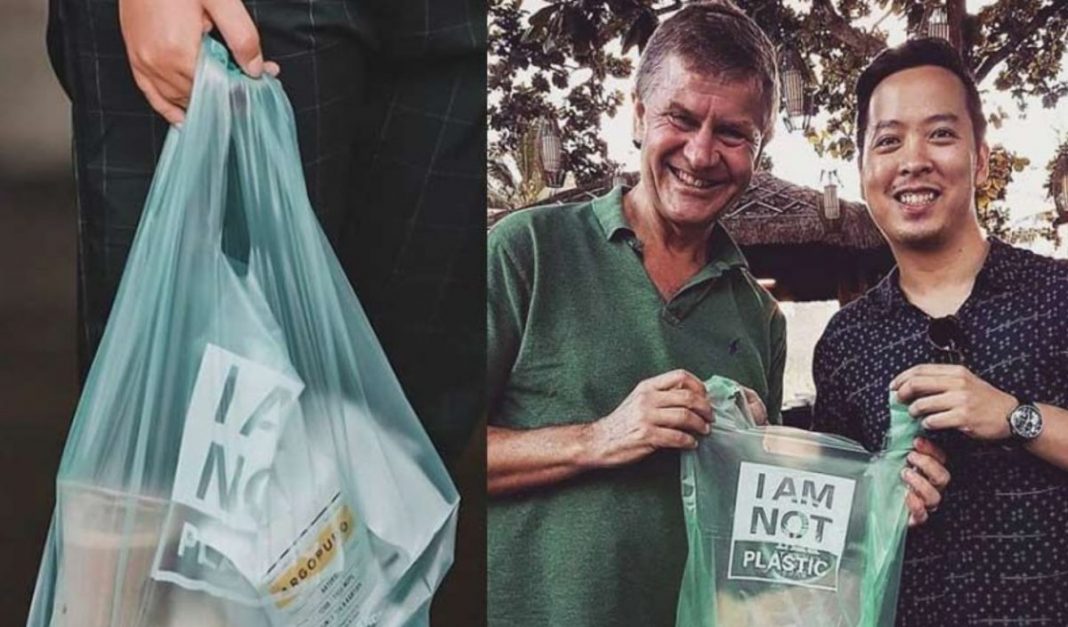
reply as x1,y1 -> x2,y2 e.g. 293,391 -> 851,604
897,191 -> 938,205
673,167 -> 715,189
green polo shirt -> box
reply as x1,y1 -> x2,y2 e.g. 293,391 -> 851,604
487,187 -> 787,627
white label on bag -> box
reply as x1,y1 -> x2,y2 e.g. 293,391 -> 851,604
262,494 -> 377,626
727,462 -> 856,591
152,344 -> 375,621
171,344 -> 305,531
152,343 -> 307,602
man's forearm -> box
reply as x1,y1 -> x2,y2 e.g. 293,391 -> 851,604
487,424 -> 594,497
1025,404 -> 1068,471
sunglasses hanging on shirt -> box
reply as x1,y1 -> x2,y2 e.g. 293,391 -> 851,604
927,315 -> 965,365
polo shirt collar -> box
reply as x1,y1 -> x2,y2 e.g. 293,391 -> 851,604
876,235 -> 1014,313
592,185 -> 749,272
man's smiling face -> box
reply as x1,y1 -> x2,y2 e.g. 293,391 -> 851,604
634,54 -> 766,229
860,65 -> 989,250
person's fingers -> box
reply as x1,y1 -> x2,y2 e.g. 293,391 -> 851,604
902,467 -> 941,510
170,55 -> 197,87
907,390 -> 963,418
653,408 -> 711,435
674,376 -> 708,400
128,45 -> 197,111
646,369 -> 702,393
906,492 -> 927,527
150,72 -> 193,109
657,388 -> 712,421
132,71 -> 186,125
896,375 -> 961,403
264,61 -> 280,77
649,427 -> 698,450
204,0 -> 263,76
891,364 -> 966,391
919,409 -> 962,431
741,387 -> 768,425
907,451 -> 951,489
748,401 -> 769,426
913,437 -> 948,464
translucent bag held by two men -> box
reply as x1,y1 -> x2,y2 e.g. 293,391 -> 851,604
27,38 -> 458,627
677,376 -> 921,627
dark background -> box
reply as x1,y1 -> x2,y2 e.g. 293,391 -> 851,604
0,0 -> 79,621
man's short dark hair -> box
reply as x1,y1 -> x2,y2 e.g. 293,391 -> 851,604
855,37 -> 986,161
635,1 -> 779,140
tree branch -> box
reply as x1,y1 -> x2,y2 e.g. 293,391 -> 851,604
808,0 -> 884,56
973,1 -> 1068,84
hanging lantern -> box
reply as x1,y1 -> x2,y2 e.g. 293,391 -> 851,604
1052,148 -> 1068,225
780,47 -> 811,133
927,6 -> 951,41
536,116 -> 566,188
821,169 -> 842,226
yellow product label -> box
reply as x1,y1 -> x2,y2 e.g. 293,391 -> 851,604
268,505 -> 357,608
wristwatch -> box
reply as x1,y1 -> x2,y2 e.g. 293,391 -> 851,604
1007,398 -> 1044,442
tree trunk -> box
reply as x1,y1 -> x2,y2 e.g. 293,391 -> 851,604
947,0 -> 966,55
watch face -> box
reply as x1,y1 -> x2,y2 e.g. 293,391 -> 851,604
1011,405 -> 1043,439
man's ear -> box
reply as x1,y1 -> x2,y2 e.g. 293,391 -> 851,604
633,94 -> 645,149
975,141 -> 991,187
857,157 -> 866,203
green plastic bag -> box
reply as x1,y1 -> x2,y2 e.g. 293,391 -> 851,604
677,376 -> 919,627
27,38 -> 457,627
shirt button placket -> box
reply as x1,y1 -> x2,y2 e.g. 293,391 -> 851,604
663,303 -> 682,325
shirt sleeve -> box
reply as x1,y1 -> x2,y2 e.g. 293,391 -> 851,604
486,220 -> 532,422
765,305 -> 787,426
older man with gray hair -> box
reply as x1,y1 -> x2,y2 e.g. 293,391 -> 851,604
487,3 -> 781,625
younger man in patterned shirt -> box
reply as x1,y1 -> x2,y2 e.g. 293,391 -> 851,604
813,38 -> 1068,626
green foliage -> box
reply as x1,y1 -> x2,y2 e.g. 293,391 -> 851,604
489,0 -> 635,184
976,144 -> 1030,238
975,0 -> 1068,109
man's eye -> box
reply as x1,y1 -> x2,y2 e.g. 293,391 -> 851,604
667,112 -> 692,126
719,129 -> 749,145
873,136 -> 898,148
931,128 -> 957,140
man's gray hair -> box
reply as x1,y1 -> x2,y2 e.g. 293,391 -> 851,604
634,1 -> 780,140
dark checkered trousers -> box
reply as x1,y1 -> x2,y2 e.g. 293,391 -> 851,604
46,0 -> 487,460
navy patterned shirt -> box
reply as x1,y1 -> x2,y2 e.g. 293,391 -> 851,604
813,238 -> 1068,626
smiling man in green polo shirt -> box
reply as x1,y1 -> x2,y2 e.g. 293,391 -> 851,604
487,3 -> 785,626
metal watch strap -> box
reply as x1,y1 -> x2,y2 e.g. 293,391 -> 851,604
1008,397 -> 1036,443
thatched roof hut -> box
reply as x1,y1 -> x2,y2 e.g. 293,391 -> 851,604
722,171 -> 885,249
491,171 -> 884,248
491,171 -> 894,303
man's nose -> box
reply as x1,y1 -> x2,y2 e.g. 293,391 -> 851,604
684,128 -> 722,170
898,137 -> 934,177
